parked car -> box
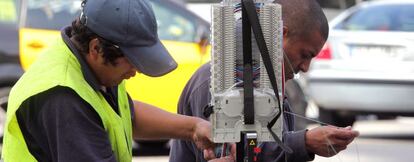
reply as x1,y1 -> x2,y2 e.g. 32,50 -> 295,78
0,0 -> 210,144
306,0 -> 414,126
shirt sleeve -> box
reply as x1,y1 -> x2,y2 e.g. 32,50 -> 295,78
169,81 -> 211,162
260,130 -> 315,162
169,139 -> 199,162
16,86 -> 117,162
169,64 -> 211,162
257,99 -> 315,162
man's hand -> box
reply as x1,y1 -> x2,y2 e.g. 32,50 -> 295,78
192,119 -> 215,150
305,125 -> 359,157
203,144 -> 236,162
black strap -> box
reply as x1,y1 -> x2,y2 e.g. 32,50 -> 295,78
236,133 -> 246,162
203,105 -> 214,118
242,0 -> 255,125
242,0 -> 292,154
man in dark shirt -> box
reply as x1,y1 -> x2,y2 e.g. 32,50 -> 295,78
170,0 -> 359,162
3,0 -> 217,161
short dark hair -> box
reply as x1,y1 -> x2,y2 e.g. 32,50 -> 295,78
70,18 -> 123,66
275,0 -> 329,41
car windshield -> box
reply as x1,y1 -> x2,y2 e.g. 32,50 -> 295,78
335,4 -> 414,32
23,0 -> 200,42
0,0 -> 18,24
24,0 -> 81,30
151,1 -> 198,42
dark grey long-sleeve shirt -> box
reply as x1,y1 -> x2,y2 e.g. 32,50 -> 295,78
169,63 -> 314,162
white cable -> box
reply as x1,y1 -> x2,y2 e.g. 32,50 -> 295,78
283,111 -> 330,126
284,111 -> 361,162
283,50 -> 300,79
223,81 -> 244,95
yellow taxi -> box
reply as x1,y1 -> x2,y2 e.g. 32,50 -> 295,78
19,0 -> 211,113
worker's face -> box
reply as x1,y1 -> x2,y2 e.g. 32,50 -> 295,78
282,28 -> 325,81
87,38 -> 138,87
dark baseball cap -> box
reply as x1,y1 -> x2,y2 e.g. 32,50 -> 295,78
81,0 -> 177,77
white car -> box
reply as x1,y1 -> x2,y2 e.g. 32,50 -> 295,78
306,0 -> 414,126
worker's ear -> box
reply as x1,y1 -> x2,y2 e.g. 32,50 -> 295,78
282,26 -> 289,50
283,26 -> 288,39
88,38 -> 101,60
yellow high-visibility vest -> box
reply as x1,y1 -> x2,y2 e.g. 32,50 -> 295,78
2,37 -> 133,162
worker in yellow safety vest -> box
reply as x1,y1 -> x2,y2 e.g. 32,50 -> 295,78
2,0 -> 218,161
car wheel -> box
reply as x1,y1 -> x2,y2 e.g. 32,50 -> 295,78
0,87 -> 11,143
285,80 -> 308,130
318,108 -> 355,127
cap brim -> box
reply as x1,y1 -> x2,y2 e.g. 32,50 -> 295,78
120,39 -> 178,77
